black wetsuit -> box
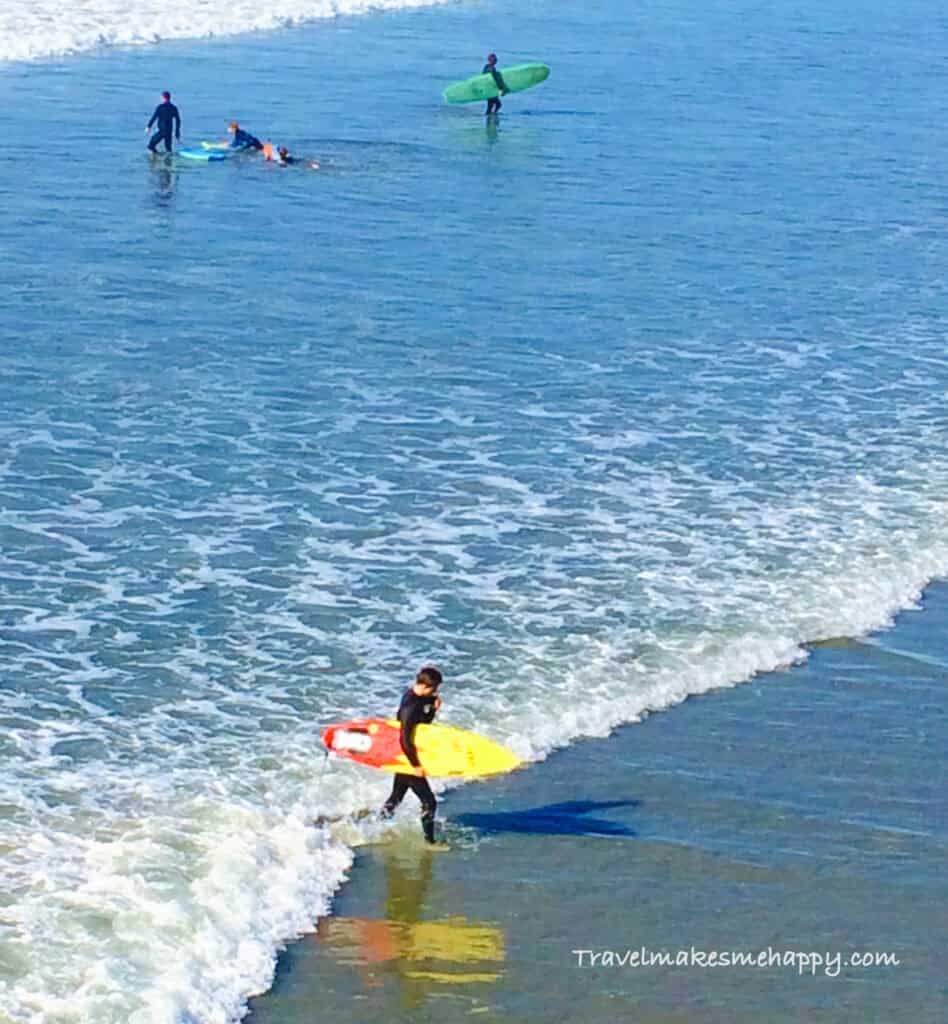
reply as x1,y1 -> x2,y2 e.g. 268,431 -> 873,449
148,101 -> 181,153
381,688 -> 439,842
484,64 -> 507,115
232,128 -> 263,150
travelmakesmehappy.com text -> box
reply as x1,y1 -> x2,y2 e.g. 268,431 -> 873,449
571,947 -> 900,977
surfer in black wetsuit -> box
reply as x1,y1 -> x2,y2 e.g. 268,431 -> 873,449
146,91 -> 181,153
228,121 -> 264,150
380,666 -> 443,844
483,53 -> 508,116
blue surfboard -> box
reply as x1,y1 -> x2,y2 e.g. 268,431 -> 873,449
178,148 -> 229,162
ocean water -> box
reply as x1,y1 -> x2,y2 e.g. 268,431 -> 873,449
246,597 -> 948,1024
2,0 -> 948,1022
0,0 -> 452,63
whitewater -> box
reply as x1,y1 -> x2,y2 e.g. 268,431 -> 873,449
3,0 -> 948,1021
0,0 -> 450,63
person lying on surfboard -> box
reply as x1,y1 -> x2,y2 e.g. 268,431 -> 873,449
483,53 -> 509,116
261,143 -> 320,170
379,666 -> 444,844
226,121 -> 264,150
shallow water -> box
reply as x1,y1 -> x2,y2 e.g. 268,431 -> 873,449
249,589 -> 948,1024
2,0 -> 948,1021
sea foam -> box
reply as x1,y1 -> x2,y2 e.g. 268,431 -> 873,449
0,0 -> 449,63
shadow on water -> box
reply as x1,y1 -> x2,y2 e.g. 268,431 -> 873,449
148,154 -> 178,207
486,112 -> 499,143
455,799 -> 640,838
437,114 -> 546,160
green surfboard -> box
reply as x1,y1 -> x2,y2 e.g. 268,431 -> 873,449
442,63 -> 551,105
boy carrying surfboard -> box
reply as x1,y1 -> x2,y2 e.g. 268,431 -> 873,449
379,666 -> 444,844
483,53 -> 508,116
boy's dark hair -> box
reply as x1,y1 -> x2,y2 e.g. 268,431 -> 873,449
417,665 -> 442,689
162,90 -> 171,100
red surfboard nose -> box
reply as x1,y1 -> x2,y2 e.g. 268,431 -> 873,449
323,723 -> 375,755
321,718 -> 403,771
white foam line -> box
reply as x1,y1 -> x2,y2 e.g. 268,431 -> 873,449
0,0 -> 453,63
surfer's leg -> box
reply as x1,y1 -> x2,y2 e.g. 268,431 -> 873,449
381,773 -> 410,817
147,130 -> 163,152
163,131 -> 174,153
408,777 -> 438,843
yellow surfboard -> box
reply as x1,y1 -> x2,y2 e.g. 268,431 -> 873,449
322,718 -> 522,778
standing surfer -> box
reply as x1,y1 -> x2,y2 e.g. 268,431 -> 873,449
380,666 -> 444,844
483,53 -> 508,116
145,91 -> 181,153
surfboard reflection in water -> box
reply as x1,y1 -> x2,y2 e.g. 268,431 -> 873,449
315,849 -> 505,1007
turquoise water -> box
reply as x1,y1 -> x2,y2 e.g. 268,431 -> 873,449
2,1 -> 948,1021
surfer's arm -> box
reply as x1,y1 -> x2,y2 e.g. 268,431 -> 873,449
490,69 -> 509,95
173,106 -> 181,138
146,106 -> 158,129
400,723 -> 422,769
398,708 -> 423,769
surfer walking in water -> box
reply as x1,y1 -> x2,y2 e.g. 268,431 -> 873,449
483,53 -> 508,116
380,666 -> 444,844
146,91 -> 181,153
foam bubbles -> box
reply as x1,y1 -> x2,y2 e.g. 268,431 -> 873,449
3,327 -> 948,1022
0,0 -> 451,63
